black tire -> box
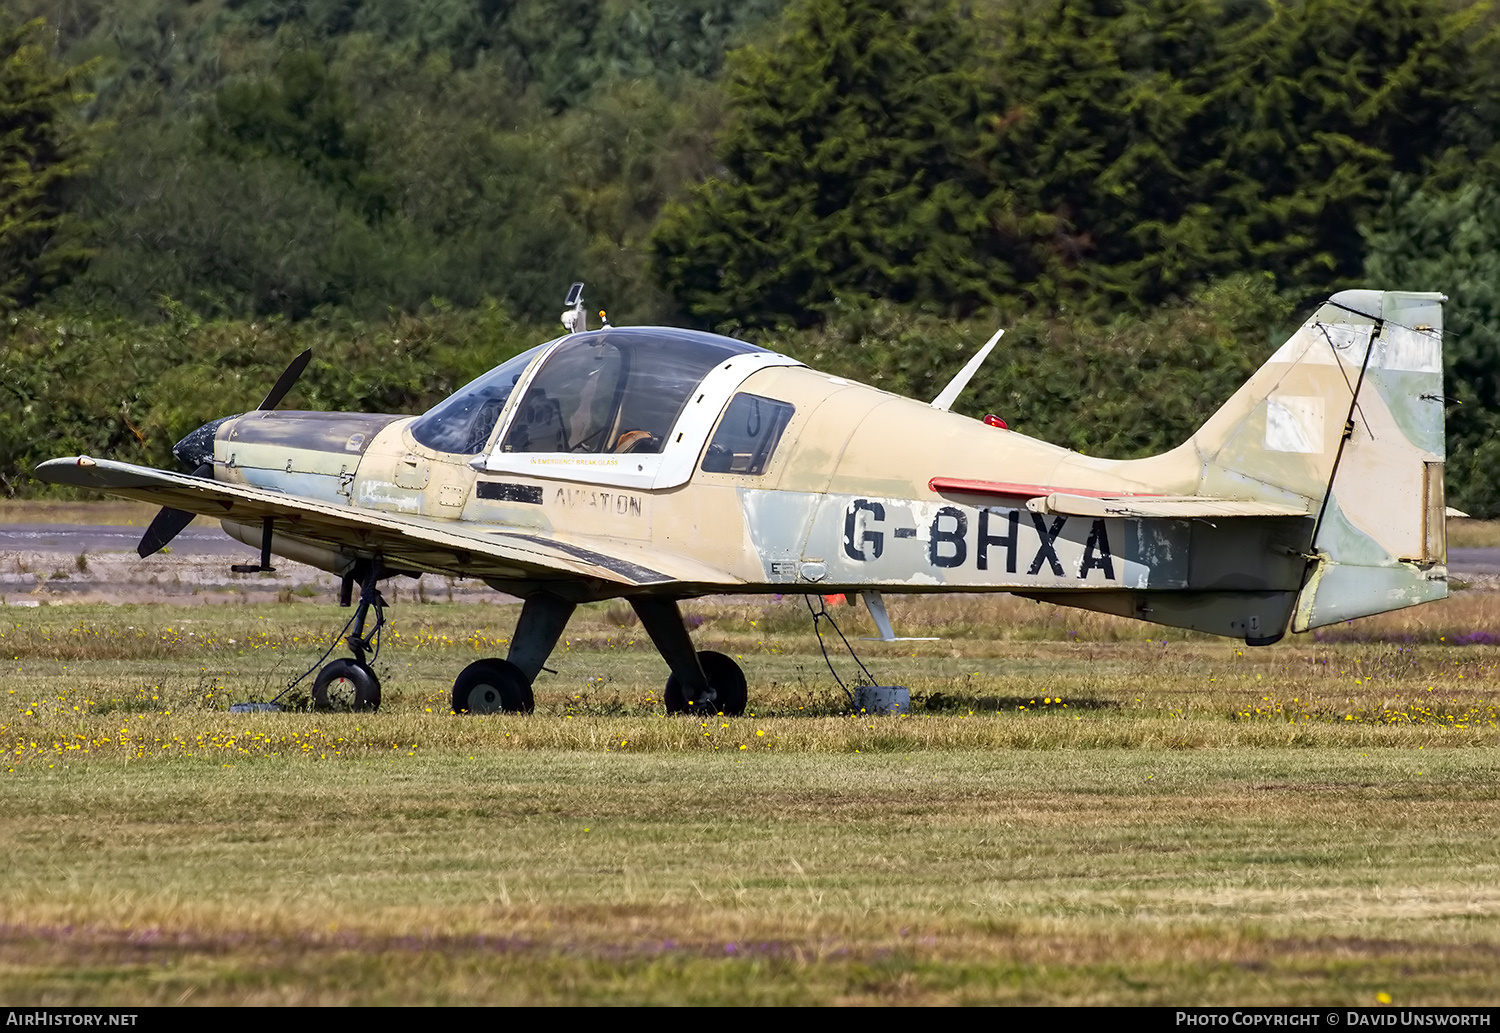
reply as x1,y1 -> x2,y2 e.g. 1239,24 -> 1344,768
664,650 -> 747,716
452,658 -> 534,714
313,658 -> 381,712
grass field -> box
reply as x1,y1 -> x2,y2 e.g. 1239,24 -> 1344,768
0,499 -> 203,527
2,592 -> 1498,1004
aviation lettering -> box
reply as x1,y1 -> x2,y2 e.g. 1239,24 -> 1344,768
552,487 -> 643,516
843,499 -> 885,561
977,507 -> 1020,572
928,506 -> 967,568
1080,519 -> 1115,579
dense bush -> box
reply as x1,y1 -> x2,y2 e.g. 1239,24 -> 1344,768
3,277 -> 1290,495
0,300 -> 535,494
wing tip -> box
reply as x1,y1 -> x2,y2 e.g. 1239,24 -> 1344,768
34,456 -> 98,486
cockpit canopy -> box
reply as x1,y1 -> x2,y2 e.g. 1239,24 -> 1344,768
410,328 -> 766,457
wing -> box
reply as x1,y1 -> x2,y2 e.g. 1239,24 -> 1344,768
36,457 -> 740,591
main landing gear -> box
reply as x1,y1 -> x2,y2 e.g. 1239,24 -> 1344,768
664,650 -> 747,716
632,598 -> 747,716
450,592 -> 575,713
446,593 -> 748,717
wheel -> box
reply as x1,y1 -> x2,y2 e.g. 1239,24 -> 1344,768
452,658 -> 534,714
664,650 -> 747,716
313,658 -> 381,712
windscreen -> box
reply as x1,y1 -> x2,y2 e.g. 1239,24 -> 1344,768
409,344 -> 547,454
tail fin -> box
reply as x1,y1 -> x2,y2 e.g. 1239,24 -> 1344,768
1185,289 -> 1448,628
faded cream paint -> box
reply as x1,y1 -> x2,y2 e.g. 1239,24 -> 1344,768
38,292 -> 1450,643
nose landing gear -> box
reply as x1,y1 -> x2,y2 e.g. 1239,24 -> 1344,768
312,563 -> 387,712
313,657 -> 380,711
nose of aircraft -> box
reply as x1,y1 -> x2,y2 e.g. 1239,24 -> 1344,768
172,415 -> 234,470
137,348 -> 312,559
169,348 -> 312,471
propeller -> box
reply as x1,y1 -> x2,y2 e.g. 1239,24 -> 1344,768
136,481 -> 207,558
136,349 -> 313,559
256,347 -> 312,411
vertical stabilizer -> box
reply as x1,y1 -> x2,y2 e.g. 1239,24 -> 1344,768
1290,291 -> 1448,629
1176,289 -> 1447,629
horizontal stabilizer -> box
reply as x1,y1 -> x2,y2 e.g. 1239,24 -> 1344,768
931,476 -> 1309,519
929,477 -> 1155,500
1027,493 -> 1310,520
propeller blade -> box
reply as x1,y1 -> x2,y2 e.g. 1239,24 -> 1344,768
137,507 -> 195,558
135,462 -> 213,558
256,348 -> 312,411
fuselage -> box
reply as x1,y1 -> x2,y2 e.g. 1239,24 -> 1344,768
200,326 -> 1313,644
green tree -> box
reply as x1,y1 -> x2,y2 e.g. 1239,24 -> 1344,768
549,78 -> 724,323
219,0 -> 784,108
207,49 -> 391,218
653,0 -> 1005,329
0,17 -> 98,309
70,120 -> 405,320
1364,178 -> 1500,517
986,0 -> 1233,310
1209,0 -> 1482,293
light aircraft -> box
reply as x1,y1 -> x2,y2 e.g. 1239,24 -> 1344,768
37,287 -> 1451,715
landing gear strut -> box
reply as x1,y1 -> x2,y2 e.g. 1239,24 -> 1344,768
451,592 -> 573,714
632,598 -> 747,716
313,562 -> 386,711
446,593 -> 750,717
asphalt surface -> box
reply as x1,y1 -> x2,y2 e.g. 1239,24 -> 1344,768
1450,548 -> 1500,575
0,522 -> 247,557
0,522 -> 519,604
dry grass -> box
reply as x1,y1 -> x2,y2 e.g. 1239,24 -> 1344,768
1449,518 -> 1500,548
3,594 -> 1498,762
1,750 -> 1497,1004
0,499 -> 215,527
1,592 -> 1498,1003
